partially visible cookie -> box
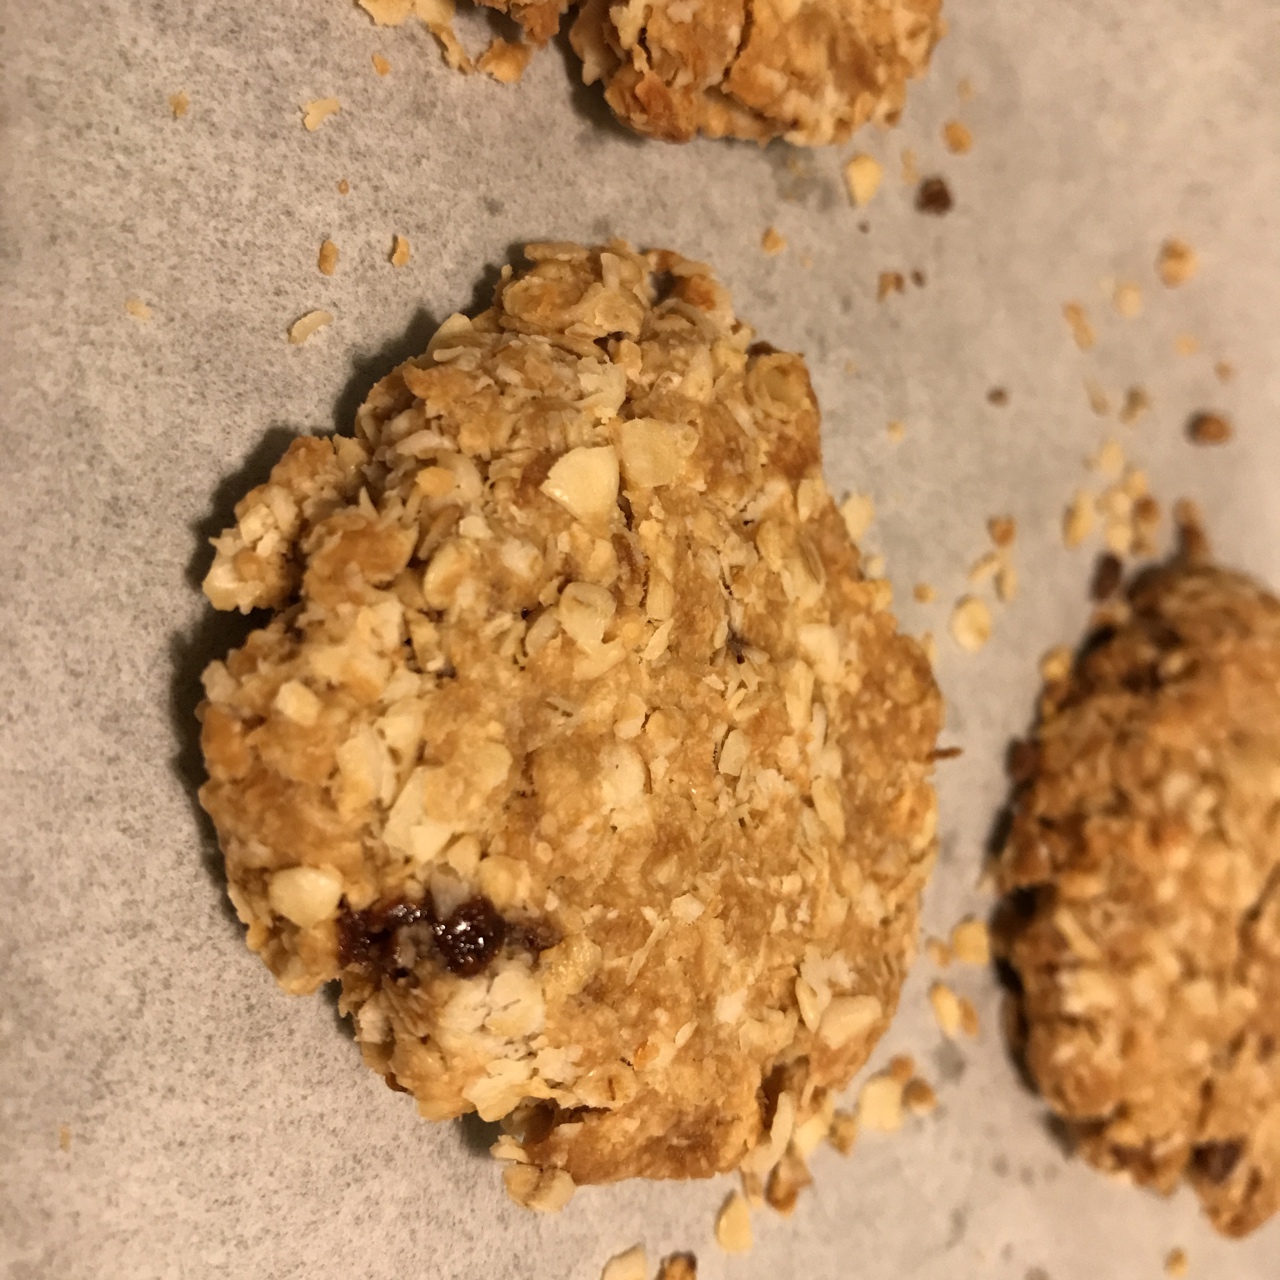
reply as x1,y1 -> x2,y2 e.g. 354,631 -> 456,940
998,560 -> 1280,1236
570,0 -> 943,144
198,241 -> 942,1190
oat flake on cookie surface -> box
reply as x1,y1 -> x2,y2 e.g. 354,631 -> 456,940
198,241 -> 941,1187
998,558 -> 1280,1236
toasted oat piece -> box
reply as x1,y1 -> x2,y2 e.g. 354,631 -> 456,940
568,0 -> 943,145
997,559 -> 1280,1237
198,242 -> 942,1188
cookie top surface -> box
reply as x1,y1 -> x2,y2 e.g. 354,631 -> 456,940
198,242 -> 940,1184
999,562 -> 1280,1236
569,0 -> 943,145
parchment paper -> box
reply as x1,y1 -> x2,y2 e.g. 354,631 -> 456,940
3,0 -> 1279,1276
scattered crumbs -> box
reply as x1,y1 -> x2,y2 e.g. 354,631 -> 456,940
887,419 -> 906,443
601,1245 -> 648,1280
926,936 -> 952,967
58,1124 -> 72,1152
287,309 -> 334,345
124,297 -> 152,322
988,515 -> 1016,547
951,917 -> 991,966
1063,490 -> 1096,548
1113,280 -> 1142,318
761,226 -> 786,255
929,982 -> 964,1038
1164,1247 -> 1189,1278
986,386 -> 1009,407
942,120 -> 973,154
864,553 -> 887,578
502,1164 -> 576,1212
1089,438 -> 1125,478
656,1253 -> 697,1280
1157,238 -> 1198,288
957,76 -> 975,100
302,97 -> 341,131
828,1109 -> 858,1155
764,1149 -> 813,1215
840,492 -> 875,541
843,358 -> 858,375
1214,360 -> 1235,383
920,632 -> 937,666
915,176 -> 953,215
1084,379 -> 1111,416
1174,333 -> 1200,356
968,550 -> 1000,585
844,154 -> 883,206
390,234 -> 411,267
901,147 -> 919,185
958,996 -> 980,1038
1174,497 -> 1211,561
478,36 -> 533,82
914,582 -> 936,604
996,561 -> 1018,603
168,90 -> 189,119
1118,386 -> 1151,426
1187,412 -> 1232,446
318,239 -> 339,276
1091,552 -> 1123,601
878,270 -> 906,300
950,596 -> 992,653
337,178 -> 350,195
903,1078 -> 938,1116
372,52 -> 392,75
888,1053 -> 916,1085
858,1072 -> 905,1132
1040,645 -> 1073,683
1062,302 -> 1096,351
715,1192 -> 753,1254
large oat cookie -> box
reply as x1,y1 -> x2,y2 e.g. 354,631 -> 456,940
998,561 -> 1280,1236
198,242 -> 941,1188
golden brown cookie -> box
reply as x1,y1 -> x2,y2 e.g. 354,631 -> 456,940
997,560 -> 1280,1236
198,242 -> 941,1191
569,0 -> 943,145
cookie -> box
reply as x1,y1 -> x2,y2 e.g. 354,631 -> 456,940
997,560 -> 1280,1236
568,0 -> 943,145
198,241 -> 941,1189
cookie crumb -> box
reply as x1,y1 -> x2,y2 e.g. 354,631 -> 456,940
988,515 -> 1016,548
950,917 -> 990,966
844,154 -> 883,207
502,1164 -> 576,1212
58,1124 -> 72,1152
764,1148 -> 813,1215
878,271 -> 905,300
302,97 -> 341,131
1091,552 -> 1123,601
1157,238 -> 1198,287
1187,412 -> 1232,446
914,582 -> 936,603
1164,1247 -> 1188,1278
715,1192 -> 753,1254
887,419 -> 906,443
318,239 -> 339,276
657,1253 -> 697,1280
903,1078 -> 938,1116
358,0 -> 412,21
950,596 -> 992,653
828,1109 -> 858,1154
910,269 -> 926,288
169,90 -> 189,119
1089,438 -> 1125,479
942,120 -> 972,154
601,1245 -> 647,1280
1118,386 -> 1150,426
761,227 -> 786,256
287,310 -> 334,344
1062,302 -> 1095,351
968,550 -> 1001,585
839,492 -> 875,541
888,1053 -> 916,1085
124,297 -> 152,322
858,1072 -> 905,1132
987,387 -> 1009,407
864,553 -> 886,578
478,36 -> 532,82
390,235 -> 411,267
1174,333 -> 1200,357
925,936 -> 952,967
996,562 -> 1018,603
929,981 -> 964,1037
958,996 -> 980,1038
920,632 -> 937,666
1213,360 -> 1235,383
337,179 -> 350,195
1173,497 -> 1211,562
1084,379 -> 1111,416
915,176 -> 953,216
1063,490 -> 1096,548
1039,645 -> 1073,684
1113,281 -> 1142,318
372,52 -> 392,75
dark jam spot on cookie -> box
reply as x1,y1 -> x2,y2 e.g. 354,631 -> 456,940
432,896 -> 507,977
337,899 -> 425,970
1192,1140 -> 1244,1184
